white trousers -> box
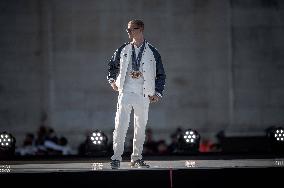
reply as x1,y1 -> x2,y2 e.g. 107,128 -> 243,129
111,92 -> 150,162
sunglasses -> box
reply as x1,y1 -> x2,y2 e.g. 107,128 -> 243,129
126,28 -> 140,33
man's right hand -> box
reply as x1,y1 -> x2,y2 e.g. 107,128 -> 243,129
111,82 -> 118,91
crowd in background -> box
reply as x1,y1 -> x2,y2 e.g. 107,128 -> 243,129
15,124 -> 75,156
15,123 -> 220,156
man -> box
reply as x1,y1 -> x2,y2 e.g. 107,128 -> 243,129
107,20 -> 166,169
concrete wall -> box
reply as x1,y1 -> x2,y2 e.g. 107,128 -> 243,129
0,0 -> 284,149
0,1 -> 43,145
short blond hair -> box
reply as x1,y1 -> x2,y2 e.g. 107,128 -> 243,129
128,20 -> 144,30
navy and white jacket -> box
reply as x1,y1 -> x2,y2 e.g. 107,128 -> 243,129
107,41 -> 166,98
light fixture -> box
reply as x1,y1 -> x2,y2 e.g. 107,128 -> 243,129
183,130 -> 199,144
273,128 -> 284,142
84,130 -> 108,156
90,131 -> 105,145
177,129 -> 200,154
266,126 -> 284,154
267,127 -> 284,142
0,132 -> 16,158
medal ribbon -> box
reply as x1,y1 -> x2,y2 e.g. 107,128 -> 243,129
131,40 -> 145,71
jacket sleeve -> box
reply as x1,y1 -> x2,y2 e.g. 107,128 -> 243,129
149,44 -> 166,97
154,53 -> 166,97
107,43 -> 128,84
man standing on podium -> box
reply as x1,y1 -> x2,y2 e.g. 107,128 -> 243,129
107,20 -> 166,169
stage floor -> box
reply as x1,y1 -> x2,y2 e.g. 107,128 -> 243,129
1,156 -> 284,188
1,157 -> 284,173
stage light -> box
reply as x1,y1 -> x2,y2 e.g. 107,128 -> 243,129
183,130 -> 198,143
84,130 -> 108,156
267,127 -> 284,142
273,128 -> 284,142
0,132 -> 16,158
90,131 -> 105,145
266,126 -> 284,154
177,129 -> 200,154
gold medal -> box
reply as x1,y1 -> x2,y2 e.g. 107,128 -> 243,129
130,71 -> 143,79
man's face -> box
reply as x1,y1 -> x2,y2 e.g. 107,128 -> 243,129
126,23 -> 142,39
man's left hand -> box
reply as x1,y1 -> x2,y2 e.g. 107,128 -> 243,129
148,95 -> 159,103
